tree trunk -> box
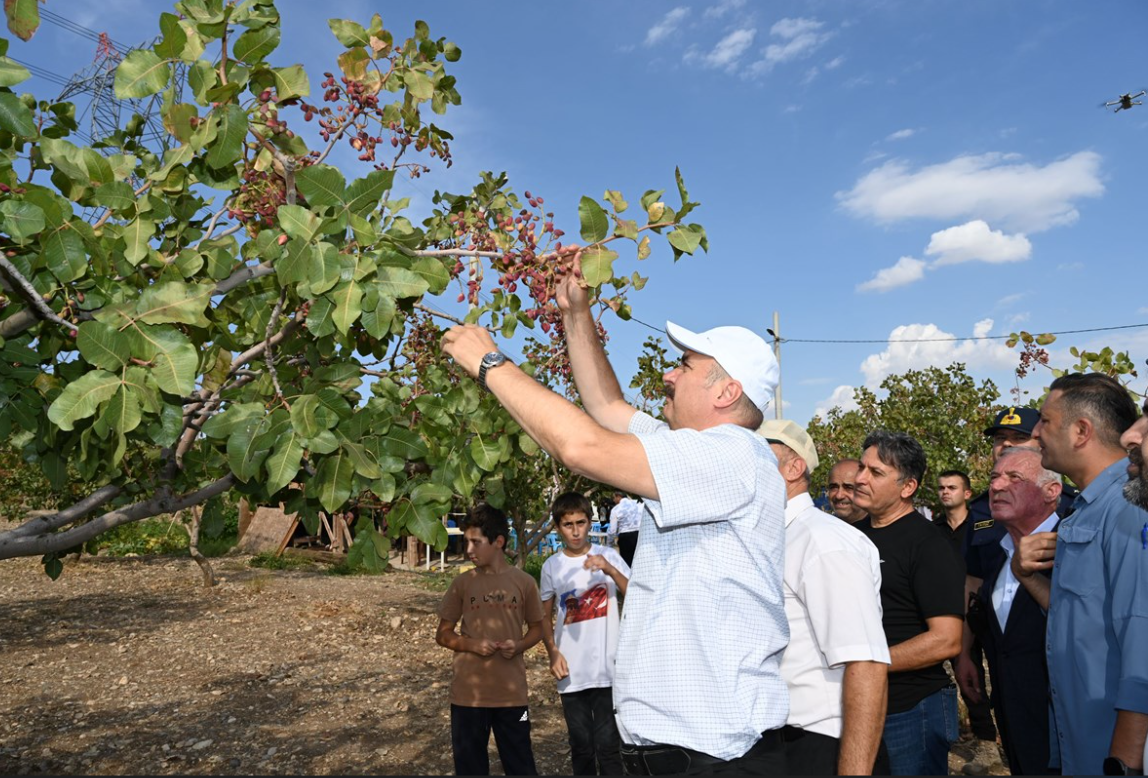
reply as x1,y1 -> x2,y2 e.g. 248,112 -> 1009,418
185,508 -> 217,588
237,498 -> 253,541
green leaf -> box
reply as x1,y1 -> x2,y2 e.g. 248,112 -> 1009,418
121,217 -> 155,265
0,56 -> 30,86
343,169 -> 393,215
604,189 -> 628,213
77,321 -> 130,370
470,433 -> 502,470
579,246 -> 619,287
378,427 -> 428,460
330,280 -> 363,335
154,13 -> 188,60
265,431 -> 304,494
315,451 -> 354,513
0,91 -> 33,136
667,225 -> 703,256
0,200 -> 44,241
328,18 -> 369,47
308,243 -> 340,294
114,50 -> 171,99
127,325 -> 198,396
47,370 -> 120,431
278,203 -> 321,242
411,482 -> 452,506
405,502 -> 446,548
271,65 -> 310,100
94,181 -> 136,213
135,281 -> 213,327
290,394 -> 323,438
42,555 -> 62,581
295,164 -> 346,208
201,401 -> 264,438
101,386 -> 142,435
275,239 -> 310,285
405,70 -> 433,100
442,42 -> 461,62
361,293 -> 395,338
227,418 -> 272,483
411,256 -> 450,295
341,440 -> 382,479
374,266 -> 429,299
5,0 -> 39,41
41,225 -> 87,282
578,196 -> 609,243
232,24 -> 280,62
205,104 -> 247,168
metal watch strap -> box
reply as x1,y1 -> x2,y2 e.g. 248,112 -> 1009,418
478,351 -> 506,391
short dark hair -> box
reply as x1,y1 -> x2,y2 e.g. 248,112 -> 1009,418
862,430 -> 927,491
551,492 -> 593,524
938,470 -> 971,491
1048,373 -> 1139,449
461,502 -> 509,546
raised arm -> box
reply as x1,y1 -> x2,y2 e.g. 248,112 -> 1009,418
441,324 -> 658,500
556,265 -> 639,433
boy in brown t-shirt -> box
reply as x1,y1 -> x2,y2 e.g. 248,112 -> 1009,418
436,503 -> 544,775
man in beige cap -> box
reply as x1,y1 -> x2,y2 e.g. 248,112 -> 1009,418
759,419 -> 890,775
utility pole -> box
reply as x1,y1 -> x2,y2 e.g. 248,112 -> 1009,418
767,311 -> 782,419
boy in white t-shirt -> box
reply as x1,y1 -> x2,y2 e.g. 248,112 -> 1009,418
540,492 -> 631,776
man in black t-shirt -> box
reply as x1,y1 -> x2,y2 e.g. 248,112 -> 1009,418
854,430 -> 965,776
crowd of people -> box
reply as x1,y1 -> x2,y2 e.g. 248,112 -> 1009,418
433,258 -> 1147,776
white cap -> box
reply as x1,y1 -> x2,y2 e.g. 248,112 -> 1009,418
665,321 -> 779,412
757,418 -> 820,473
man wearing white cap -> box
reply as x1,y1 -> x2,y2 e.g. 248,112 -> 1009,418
442,263 -> 789,774
758,419 -> 890,776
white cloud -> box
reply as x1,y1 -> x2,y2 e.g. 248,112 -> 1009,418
783,104 -> 802,113
925,220 -> 1032,266
813,385 -> 861,418
1138,306 -> 1148,315
704,0 -> 746,19
837,151 -> 1104,233
1057,262 -> 1084,272
764,17 -> 831,64
995,292 -> 1028,307
688,28 -> 756,69
824,55 -> 845,70
885,128 -> 917,141
645,7 -> 690,46
746,16 -> 832,76
859,319 -> 1015,386
856,256 -> 927,293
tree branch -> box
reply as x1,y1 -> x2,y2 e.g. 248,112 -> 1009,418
0,256 -> 72,332
8,485 -> 124,538
0,475 -> 236,561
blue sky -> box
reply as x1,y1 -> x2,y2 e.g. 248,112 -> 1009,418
13,0 -> 1148,424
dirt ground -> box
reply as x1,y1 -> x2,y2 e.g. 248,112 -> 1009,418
0,550 -> 1006,776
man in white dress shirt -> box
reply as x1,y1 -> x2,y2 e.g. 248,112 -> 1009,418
758,419 -> 890,775
442,257 -> 790,774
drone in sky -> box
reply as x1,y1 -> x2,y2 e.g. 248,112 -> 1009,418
1103,90 -> 1146,112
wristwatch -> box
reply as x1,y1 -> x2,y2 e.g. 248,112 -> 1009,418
477,351 -> 508,391
1104,757 -> 1144,775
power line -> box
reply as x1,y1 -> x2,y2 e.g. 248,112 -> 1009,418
618,317 -> 1148,345
782,322 -> 1148,344
38,9 -> 130,51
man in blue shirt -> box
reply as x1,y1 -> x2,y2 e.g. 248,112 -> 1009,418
1015,373 -> 1148,775
1118,396 -> 1148,775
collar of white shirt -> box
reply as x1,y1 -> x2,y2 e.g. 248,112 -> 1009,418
999,510 -> 1059,557
783,492 -> 810,527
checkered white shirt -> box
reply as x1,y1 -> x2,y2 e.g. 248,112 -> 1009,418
613,411 -> 789,761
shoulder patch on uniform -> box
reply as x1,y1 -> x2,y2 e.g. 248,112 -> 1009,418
973,519 -> 995,531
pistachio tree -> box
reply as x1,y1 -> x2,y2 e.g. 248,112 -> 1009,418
0,1 -> 706,578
